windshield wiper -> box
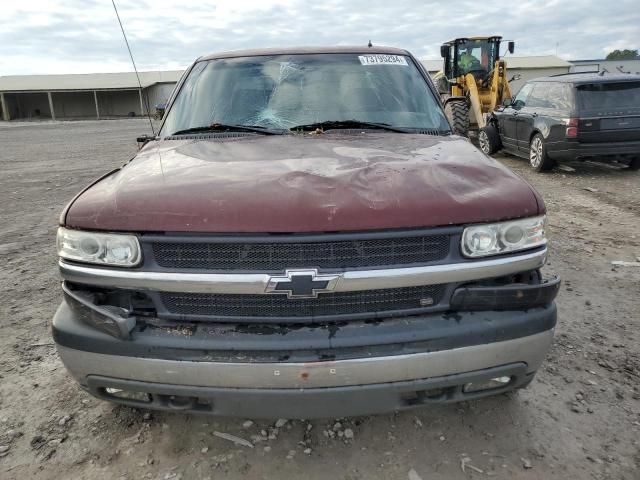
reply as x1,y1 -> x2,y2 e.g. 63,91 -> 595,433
289,120 -> 411,133
170,123 -> 284,136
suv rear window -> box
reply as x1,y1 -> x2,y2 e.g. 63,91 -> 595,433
577,81 -> 640,111
161,53 -> 449,135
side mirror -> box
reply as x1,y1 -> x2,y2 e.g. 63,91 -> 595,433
155,103 -> 167,120
508,41 -> 515,54
136,134 -> 156,150
508,74 -> 522,83
502,98 -> 513,107
440,44 -> 449,58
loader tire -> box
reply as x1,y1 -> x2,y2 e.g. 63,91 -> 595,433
444,99 -> 470,137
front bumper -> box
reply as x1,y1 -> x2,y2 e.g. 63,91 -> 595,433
53,298 -> 557,418
54,241 -> 558,417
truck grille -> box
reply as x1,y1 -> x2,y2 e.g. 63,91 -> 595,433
151,234 -> 450,271
160,284 -> 446,321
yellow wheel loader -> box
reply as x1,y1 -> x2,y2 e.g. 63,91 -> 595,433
435,36 -> 519,143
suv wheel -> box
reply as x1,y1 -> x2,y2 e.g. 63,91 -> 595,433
529,133 -> 555,172
628,157 -> 640,171
444,99 -> 470,137
478,125 -> 502,155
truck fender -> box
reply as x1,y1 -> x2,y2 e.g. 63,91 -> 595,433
485,112 -> 499,127
58,168 -> 122,226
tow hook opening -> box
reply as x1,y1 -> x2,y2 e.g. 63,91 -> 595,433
167,395 -> 198,410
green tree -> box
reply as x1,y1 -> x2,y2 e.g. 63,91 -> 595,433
605,49 -> 639,60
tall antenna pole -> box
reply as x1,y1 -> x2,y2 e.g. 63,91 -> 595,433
111,0 -> 155,135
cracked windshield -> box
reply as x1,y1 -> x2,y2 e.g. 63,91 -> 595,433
161,53 -> 449,134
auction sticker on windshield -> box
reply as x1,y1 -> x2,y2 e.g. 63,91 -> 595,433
358,54 -> 408,66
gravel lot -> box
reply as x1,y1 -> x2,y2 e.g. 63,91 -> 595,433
1,119 -> 639,480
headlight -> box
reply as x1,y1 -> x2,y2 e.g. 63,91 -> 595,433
57,228 -> 141,267
461,216 -> 546,258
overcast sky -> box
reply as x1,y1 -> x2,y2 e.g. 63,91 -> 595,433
1,0 -> 638,75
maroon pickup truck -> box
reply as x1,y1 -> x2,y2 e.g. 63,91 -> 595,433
53,46 -> 560,418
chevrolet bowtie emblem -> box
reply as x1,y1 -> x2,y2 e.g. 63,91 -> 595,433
265,269 -> 341,298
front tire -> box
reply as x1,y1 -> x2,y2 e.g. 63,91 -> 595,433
444,99 -> 470,137
529,133 -> 555,172
478,125 -> 502,155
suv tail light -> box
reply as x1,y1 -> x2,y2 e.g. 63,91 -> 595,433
565,118 -> 579,138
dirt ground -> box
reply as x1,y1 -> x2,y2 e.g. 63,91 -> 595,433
0,119 -> 639,480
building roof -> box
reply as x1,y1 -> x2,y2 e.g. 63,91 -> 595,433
0,70 -> 184,93
506,55 -> 571,69
420,55 -> 570,73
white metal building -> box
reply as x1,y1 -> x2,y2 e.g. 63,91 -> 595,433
505,56 -> 571,92
421,55 -> 571,94
0,70 -> 183,121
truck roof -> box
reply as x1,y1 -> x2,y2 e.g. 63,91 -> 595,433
199,45 -> 411,61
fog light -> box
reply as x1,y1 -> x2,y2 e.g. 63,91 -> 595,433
463,376 -> 512,393
104,387 -> 151,402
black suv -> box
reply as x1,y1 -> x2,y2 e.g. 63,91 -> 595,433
479,73 -> 640,171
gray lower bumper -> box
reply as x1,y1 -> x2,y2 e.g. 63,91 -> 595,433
57,329 -> 553,417
57,330 -> 552,389
83,363 -> 533,419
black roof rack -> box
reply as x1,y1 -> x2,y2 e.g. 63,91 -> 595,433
535,71 -> 640,84
550,71 -> 599,77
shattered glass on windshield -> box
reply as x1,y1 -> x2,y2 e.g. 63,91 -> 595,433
161,53 -> 449,136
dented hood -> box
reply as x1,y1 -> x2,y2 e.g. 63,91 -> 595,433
64,133 -> 542,233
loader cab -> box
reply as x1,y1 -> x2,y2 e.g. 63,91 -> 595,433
441,37 -> 510,81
